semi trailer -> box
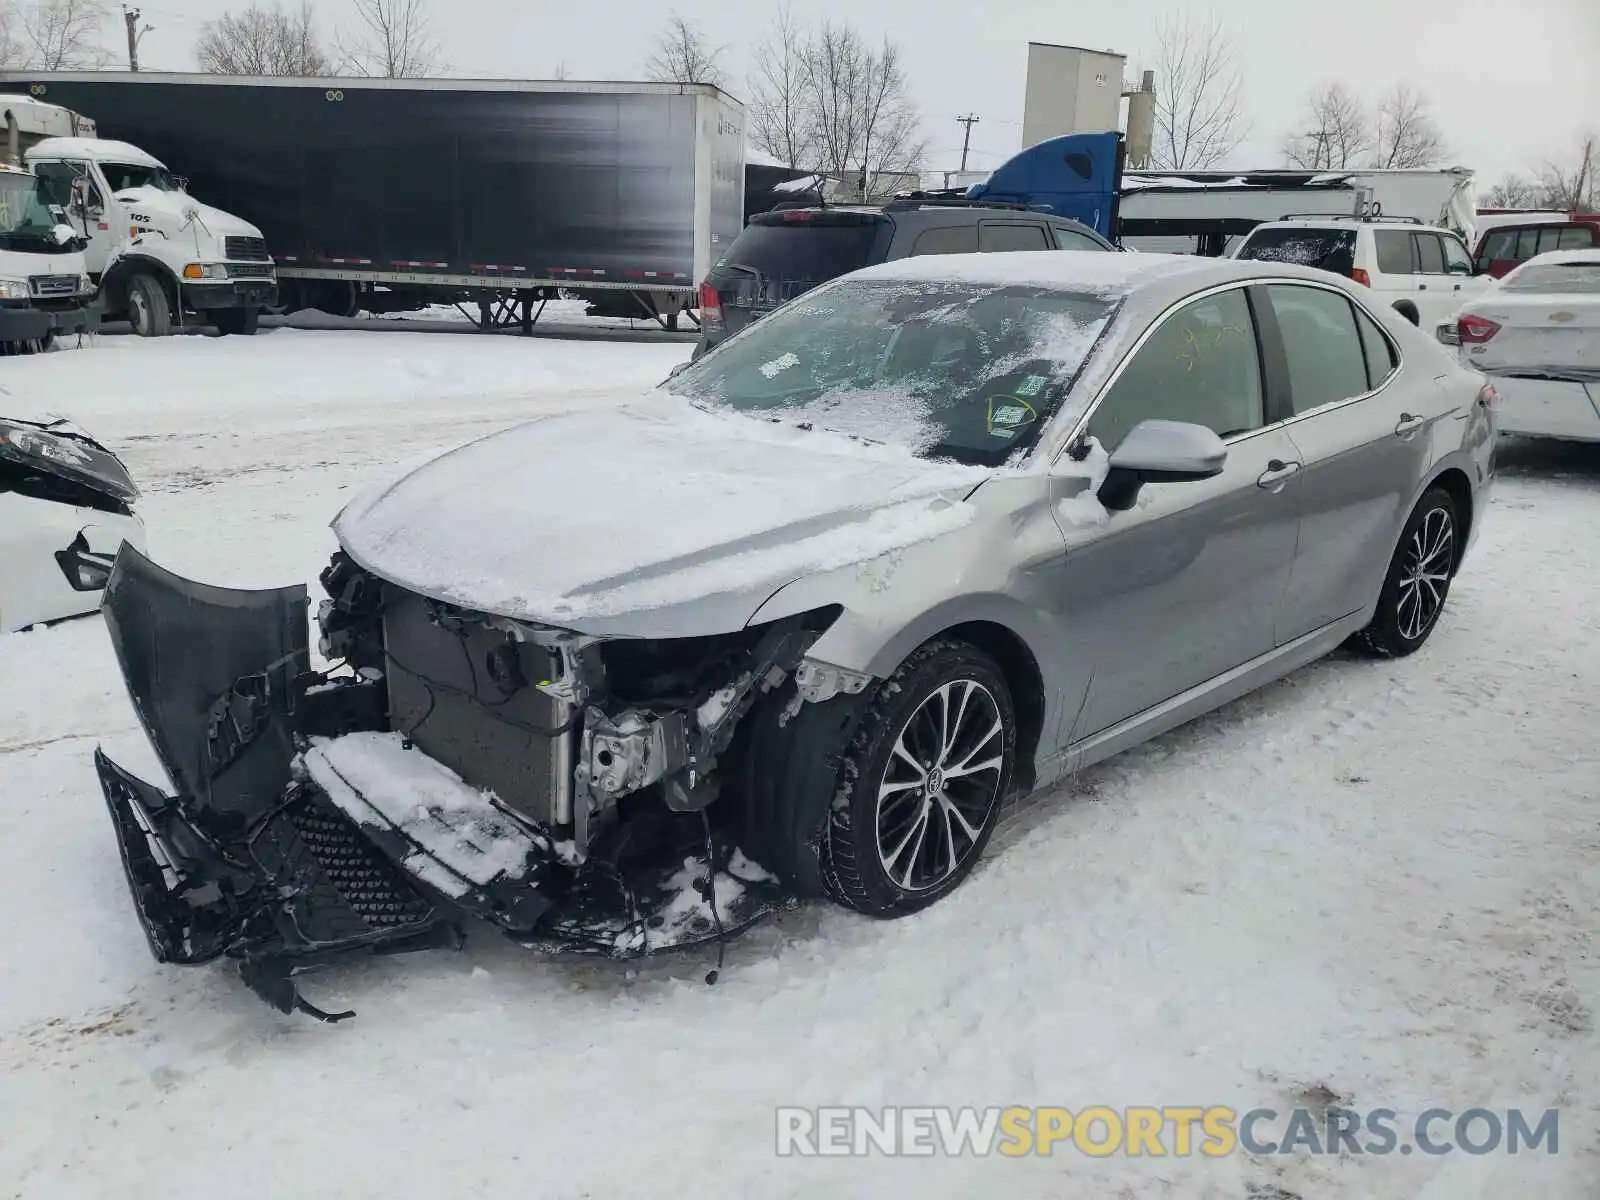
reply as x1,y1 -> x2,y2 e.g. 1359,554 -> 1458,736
0,73 -> 745,331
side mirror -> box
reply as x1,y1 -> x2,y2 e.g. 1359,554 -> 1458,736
1097,419 -> 1227,512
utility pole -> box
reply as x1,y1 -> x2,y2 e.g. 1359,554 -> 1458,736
122,6 -> 150,72
956,114 -> 980,173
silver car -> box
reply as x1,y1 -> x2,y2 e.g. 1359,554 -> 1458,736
93,252 -> 1495,1018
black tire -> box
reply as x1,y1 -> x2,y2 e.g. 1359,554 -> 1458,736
1351,486 -> 1459,658
821,640 -> 1016,916
212,307 -> 260,336
127,274 -> 172,337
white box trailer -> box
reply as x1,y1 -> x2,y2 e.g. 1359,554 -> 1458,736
1119,167 -> 1477,254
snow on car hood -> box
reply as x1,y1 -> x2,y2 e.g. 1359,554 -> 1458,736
114,187 -> 263,239
332,396 -> 989,637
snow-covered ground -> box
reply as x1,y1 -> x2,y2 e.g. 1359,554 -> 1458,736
2,326 -> 1598,1198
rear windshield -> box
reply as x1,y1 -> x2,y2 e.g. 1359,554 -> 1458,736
1503,263 -> 1600,294
716,218 -> 883,284
1235,227 -> 1357,276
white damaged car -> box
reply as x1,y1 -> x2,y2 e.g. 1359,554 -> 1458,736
0,415 -> 147,633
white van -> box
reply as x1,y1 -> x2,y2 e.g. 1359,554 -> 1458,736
1233,216 -> 1492,329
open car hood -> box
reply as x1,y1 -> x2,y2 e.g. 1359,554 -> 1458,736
331,397 -> 986,638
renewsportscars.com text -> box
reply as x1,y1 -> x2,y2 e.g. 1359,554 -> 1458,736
774,1106 -> 1560,1158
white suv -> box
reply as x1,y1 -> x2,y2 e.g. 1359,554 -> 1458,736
1233,217 -> 1492,330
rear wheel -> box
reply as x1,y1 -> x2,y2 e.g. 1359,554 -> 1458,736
127,274 -> 172,337
1351,487 -> 1458,657
822,640 -> 1016,916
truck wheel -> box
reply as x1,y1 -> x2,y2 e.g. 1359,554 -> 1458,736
213,308 -> 260,336
128,274 -> 173,337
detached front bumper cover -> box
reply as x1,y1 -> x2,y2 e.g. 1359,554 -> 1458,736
93,545 -> 789,1020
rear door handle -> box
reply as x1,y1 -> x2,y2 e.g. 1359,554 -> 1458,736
1395,412 -> 1425,436
1257,459 -> 1301,488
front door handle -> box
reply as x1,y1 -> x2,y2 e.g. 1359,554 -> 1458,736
1418,283 -> 1428,291
1395,412 -> 1425,437
1257,459 -> 1301,488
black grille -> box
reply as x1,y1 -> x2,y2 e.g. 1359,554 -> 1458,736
30,274 -> 78,297
225,236 -> 269,262
287,802 -> 437,928
225,262 -> 274,278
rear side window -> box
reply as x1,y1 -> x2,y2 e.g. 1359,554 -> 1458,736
1479,229 -> 1517,261
1266,284 -> 1371,415
978,223 -> 1050,251
909,225 -> 978,255
1235,227 -> 1356,276
1053,228 -> 1107,252
1557,226 -> 1598,250
718,219 -> 883,284
1354,306 -> 1398,389
1414,233 -> 1446,274
1374,231 -> 1413,275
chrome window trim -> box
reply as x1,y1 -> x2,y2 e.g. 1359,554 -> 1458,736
1048,274 -> 1405,466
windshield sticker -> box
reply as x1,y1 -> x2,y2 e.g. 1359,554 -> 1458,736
759,351 -> 801,379
1014,374 -> 1047,397
987,398 -> 1038,438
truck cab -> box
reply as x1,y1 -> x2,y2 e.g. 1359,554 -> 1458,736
0,161 -> 94,351
26,136 -> 276,336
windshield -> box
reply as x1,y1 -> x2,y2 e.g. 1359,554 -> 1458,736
1235,227 -> 1357,276
664,278 -> 1120,465
0,171 -> 67,240
101,162 -> 181,192
1503,263 -> 1600,294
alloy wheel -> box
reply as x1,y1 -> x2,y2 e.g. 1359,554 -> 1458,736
1397,506 -> 1454,641
874,679 -> 1006,892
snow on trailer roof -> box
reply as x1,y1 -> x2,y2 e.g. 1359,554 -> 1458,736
0,70 -> 744,107
26,136 -> 161,167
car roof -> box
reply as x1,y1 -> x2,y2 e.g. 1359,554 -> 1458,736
847,249 -> 1356,304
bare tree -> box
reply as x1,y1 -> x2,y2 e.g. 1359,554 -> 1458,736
1282,82 -> 1370,169
1481,174 -> 1542,208
0,6 -> 23,65
1146,12 -> 1247,169
551,60 -> 570,80
746,4 -> 812,168
644,13 -> 726,88
799,20 -> 924,198
1537,133 -> 1596,211
196,3 -> 329,75
18,0 -> 111,69
340,0 -> 441,78
1372,83 -> 1445,168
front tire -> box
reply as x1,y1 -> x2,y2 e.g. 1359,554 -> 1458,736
1352,486 -> 1458,657
822,640 -> 1016,917
127,274 -> 172,337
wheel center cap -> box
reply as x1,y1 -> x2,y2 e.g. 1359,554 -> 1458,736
926,767 -> 945,794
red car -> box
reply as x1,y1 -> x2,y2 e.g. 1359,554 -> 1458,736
1473,210 -> 1600,277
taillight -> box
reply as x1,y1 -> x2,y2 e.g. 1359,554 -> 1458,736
1457,314 -> 1500,343
1350,268 -> 1371,287
699,281 -> 723,330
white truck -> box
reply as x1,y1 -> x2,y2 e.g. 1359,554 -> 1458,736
0,95 -> 95,352
24,134 -> 277,336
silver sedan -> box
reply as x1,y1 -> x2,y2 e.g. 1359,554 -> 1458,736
90,251 -> 1497,1016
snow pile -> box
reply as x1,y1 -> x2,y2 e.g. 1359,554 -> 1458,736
301,731 -> 546,897
333,397 -> 988,626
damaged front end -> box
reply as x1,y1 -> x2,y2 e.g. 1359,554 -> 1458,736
94,545 -> 844,1018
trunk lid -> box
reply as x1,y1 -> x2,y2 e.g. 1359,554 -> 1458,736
1461,289 -> 1600,381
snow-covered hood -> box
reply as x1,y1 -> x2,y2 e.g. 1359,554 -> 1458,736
115,187 -> 263,241
332,396 -> 989,638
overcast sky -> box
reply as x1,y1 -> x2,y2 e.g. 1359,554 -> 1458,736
126,0 -> 1597,183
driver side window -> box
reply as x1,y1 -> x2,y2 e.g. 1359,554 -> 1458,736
1086,287 -> 1265,453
